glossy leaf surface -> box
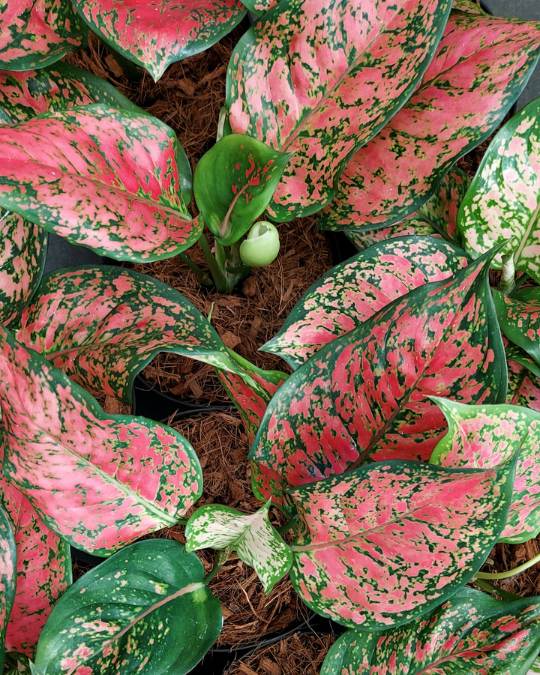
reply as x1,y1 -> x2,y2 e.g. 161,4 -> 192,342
0,325 -> 202,555
320,587 -> 540,674
73,0 -> 246,81
194,134 -> 289,245
348,167 -> 470,249
0,1 -> 83,71
494,287 -> 540,367
227,0 -> 452,221
0,210 -> 47,326
508,357 -> 540,412
0,479 -> 71,656
186,502 -> 292,593
0,63 -> 138,125
0,104 -> 198,261
0,503 -> 16,672
324,11 -> 540,232
290,460 -> 514,629
35,540 -> 222,674
264,236 -> 469,368
431,398 -> 540,543
17,265 -> 253,402
459,98 -> 540,282
252,257 -> 506,498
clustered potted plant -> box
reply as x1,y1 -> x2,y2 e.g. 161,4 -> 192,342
0,0 -> 539,673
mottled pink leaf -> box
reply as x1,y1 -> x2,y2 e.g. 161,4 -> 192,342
227,0 -> 452,221
508,358 -> 540,412
323,11 -> 540,231
251,256 -> 506,499
0,324 -> 202,555
289,460 -> 514,629
0,478 -> 71,657
0,104 -> 199,262
0,1 -> 83,71
494,288 -> 540,368
264,236 -> 469,368
73,0 -> 246,81
431,397 -> 540,544
0,501 -> 16,671
0,211 -> 47,327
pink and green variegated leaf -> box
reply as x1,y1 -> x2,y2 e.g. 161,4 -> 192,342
0,210 -> 47,327
0,478 -> 71,657
240,0 -> 278,14
508,357 -> 540,412
226,0 -> 452,222
320,587 -> 540,674
348,168 -> 470,250
459,98 -> 540,282
0,324 -> 202,556
186,502 -> 292,593
251,256 -> 506,499
194,134 -> 289,245
16,265 -> 259,403
217,366 -> 286,444
494,287 -> 540,367
0,502 -> 16,671
0,104 -> 199,262
430,398 -> 540,544
452,0 -> 486,14
263,236 -> 469,369
0,63 -> 139,125
0,1 -> 84,71
322,11 -> 540,232
289,460 -> 515,630
73,0 -> 246,81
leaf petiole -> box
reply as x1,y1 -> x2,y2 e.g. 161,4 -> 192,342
475,552 -> 540,580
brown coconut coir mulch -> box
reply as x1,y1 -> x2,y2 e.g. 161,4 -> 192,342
68,30 -> 538,648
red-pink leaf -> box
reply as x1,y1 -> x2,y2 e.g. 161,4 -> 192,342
226,0 -> 452,221
323,11 -> 540,231
0,104 -> 199,262
251,256 -> 506,499
73,0 -> 246,81
431,398 -> 540,544
263,236 -> 468,368
0,325 -> 202,555
289,460 -> 514,629
0,1 -> 83,71
0,478 -> 71,656
508,358 -> 540,412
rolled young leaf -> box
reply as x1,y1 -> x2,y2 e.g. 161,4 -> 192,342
226,0 -> 452,221
16,265 -> 261,403
73,0 -> 246,81
0,210 -> 47,326
0,1 -> 84,71
251,255 -> 506,499
263,236 -> 469,369
347,168 -> 470,250
0,104 -> 199,261
0,63 -> 139,125
0,503 -> 16,672
494,287 -> 540,367
186,502 -> 292,593
0,479 -> 71,657
430,397 -> 540,544
34,540 -> 222,674
459,98 -> 540,282
194,134 -> 289,245
289,460 -> 515,630
0,324 -> 202,555
320,587 -> 540,674
323,11 -> 540,231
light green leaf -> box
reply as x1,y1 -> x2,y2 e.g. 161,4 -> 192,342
186,502 -> 292,593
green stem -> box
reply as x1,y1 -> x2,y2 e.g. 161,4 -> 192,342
278,514 -> 299,536
204,548 -> 230,583
499,254 -> 515,295
226,348 -> 288,384
475,552 -> 540,580
179,253 -> 212,286
198,233 -> 229,293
